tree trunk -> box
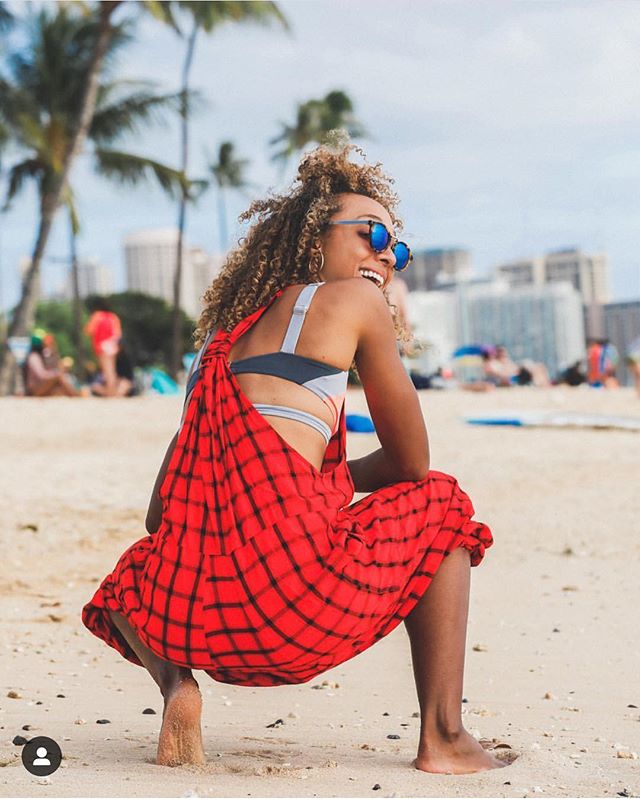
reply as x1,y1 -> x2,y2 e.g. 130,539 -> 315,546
0,0 -> 121,395
69,210 -> 85,382
0,192 -> 56,394
170,19 -> 199,381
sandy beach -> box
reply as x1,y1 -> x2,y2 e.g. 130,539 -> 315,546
1,386 -> 639,798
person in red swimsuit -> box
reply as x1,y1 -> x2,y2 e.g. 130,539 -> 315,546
82,142 -> 502,774
84,298 -> 122,396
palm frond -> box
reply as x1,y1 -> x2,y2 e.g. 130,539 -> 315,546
176,1 -> 290,34
62,183 -> 80,236
140,0 -> 182,34
94,148 -> 187,199
90,89 -> 192,143
3,157 -> 44,210
269,90 -> 366,164
210,141 -> 251,189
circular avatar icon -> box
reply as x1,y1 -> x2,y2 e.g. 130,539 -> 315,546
21,736 -> 62,776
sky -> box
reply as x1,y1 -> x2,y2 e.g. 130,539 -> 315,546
1,0 -> 640,311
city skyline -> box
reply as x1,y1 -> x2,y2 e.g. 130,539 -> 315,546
1,0 -> 639,312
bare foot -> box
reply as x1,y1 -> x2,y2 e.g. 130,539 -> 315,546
156,678 -> 205,767
413,729 -> 507,774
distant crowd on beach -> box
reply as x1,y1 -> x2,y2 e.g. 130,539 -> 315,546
384,279 -> 640,398
23,299 -> 139,399
21,285 -> 640,400
405,338 -> 640,397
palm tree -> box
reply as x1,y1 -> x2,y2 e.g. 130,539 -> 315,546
0,0 -> 184,393
271,90 -> 367,169
0,0 -> 290,390
209,141 -> 251,253
0,8 -> 186,386
0,2 -> 14,33
164,0 -> 289,379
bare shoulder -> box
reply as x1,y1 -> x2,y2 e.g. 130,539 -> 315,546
315,278 -> 392,325
277,280 -> 389,370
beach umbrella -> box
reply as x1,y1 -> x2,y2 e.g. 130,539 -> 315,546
452,345 -> 486,358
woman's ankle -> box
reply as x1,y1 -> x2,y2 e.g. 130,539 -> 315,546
159,669 -> 196,699
418,712 -> 465,746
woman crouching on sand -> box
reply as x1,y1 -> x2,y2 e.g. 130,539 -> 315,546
82,139 -> 504,774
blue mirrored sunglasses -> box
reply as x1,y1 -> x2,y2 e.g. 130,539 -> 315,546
329,219 -> 413,271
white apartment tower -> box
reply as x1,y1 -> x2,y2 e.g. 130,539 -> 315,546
124,228 -> 197,317
124,229 -> 225,318
406,280 -> 585,378
74,257 -> 114,298
465,281 -> 586,375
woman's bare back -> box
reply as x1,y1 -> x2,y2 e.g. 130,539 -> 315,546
227,283 -> 357,471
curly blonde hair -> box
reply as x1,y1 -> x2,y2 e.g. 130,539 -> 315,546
195,138 -> 414,359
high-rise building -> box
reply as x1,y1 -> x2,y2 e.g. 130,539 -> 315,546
124,229 -> 226,318
124,228 -> 198,318
464,281 -> 585,377
544,249 -> 610,305
496,248 -> 610,304
406,279 -> 585,378
495,248 -> 610,339
403,248 -> 472,291
494,257 -> 545,288
76,257 -> 114,298
603,300 -> 640,386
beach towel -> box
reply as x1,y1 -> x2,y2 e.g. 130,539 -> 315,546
82,289 -> 492,686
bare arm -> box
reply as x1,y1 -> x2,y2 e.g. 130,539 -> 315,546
145,431 -> 178,534
344,279 -> 430,492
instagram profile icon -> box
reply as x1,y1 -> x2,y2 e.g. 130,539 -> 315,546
21,736 -> 62,776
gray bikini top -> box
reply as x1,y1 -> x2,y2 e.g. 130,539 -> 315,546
184,283 -> 348,443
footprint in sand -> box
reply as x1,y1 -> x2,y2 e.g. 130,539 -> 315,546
479,738 -> 519,766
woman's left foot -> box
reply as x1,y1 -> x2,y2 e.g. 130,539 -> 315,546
156,678 -> 205,767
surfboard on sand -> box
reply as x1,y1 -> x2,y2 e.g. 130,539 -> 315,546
465,411 -> 640,432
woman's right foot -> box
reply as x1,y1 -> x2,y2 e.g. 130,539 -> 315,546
156,678 -> 205,767
413,729 -> 508,774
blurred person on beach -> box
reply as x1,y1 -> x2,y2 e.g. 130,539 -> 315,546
587,338 -> 619,388
24,330 -> 82,397
84,297 -> 122,397
559,360 -> 587,387
625,337 -> 640,397
482,345 -> 518,386
484,345 -> 550,388
91,342 -> 136,398
82,140 -> 502,775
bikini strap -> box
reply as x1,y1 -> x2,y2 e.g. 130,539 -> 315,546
280,282 -> 324,354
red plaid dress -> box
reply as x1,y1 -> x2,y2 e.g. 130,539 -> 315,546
82,289 -> 493,686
